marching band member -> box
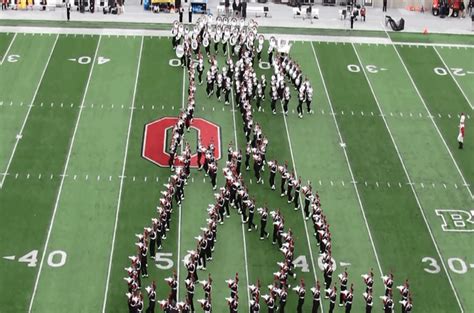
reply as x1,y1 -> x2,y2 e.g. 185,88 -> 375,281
279,161 -> 289,197
282,86 -> 291,115
397,279 -> 410,301
227,273 -> 239,299
277,285 -> 288,313
197,52 -> 204,85
383,272 -> 394,296
262,293 -> 275,313
400,296 -> 413,313
362,269 -> 374,293
294,279 -> 306,313
382,292 -> 394,313
185,278 -> 196,312
258,205 -> 270,239
338,269 -> 348,307
311,281 -> 321,313
268,160 -> 277,190
344,284 -> 354,313
458,112 -> 465,149
306,84 -> 314,114
363,290 -> 373,313
327,285 -> 337,313
145,281 -> 156,313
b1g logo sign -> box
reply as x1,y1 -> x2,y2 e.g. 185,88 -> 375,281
142,117 -> 221,168
435,209 -> 474,232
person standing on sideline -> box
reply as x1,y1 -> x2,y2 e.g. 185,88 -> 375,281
458,112 -> 465,149
383,0 -> 387,12
66,1 -> 71,21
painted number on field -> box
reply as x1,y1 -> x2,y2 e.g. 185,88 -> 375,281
423,256 -> 471,275
68,56 -> 110,65
155,252 -> 174,270
17,250 -> 67,268
293,255 -> 310,272
317,255 -> 337,271
347,64 -> 387,73
434,67 -> 473,77
169,59 -> 182,67
259,61 -> 271,70
7,54 -> 20,63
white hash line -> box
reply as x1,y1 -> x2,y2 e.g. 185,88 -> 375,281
310,42 -> 385,280
28,35 -> 103,313
101,36 -> 144,313
352,42 -> 465,313
0,34 -> 59,190
390,44 -> 474,201
0,33 -> 17,65
228,45 -> 251,308
433,46 -> 474,110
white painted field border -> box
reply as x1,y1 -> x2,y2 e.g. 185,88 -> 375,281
352,42 -> 465,313
0,32 -> 17,65
388,44 -> 474,201
228,44 -> 251,308
28,35 -> 103,313
102,36 -> 144,313
3,28 -> 474,49
280,105 -> 326,313
432,46 -> 473,110
0,34 -> 59,190
310,43 -> 384,279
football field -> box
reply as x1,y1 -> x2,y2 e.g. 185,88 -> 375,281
0,30 -> 473,313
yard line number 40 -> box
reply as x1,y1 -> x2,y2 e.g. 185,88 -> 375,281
18,250 -> 67,268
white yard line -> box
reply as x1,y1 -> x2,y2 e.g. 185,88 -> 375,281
280,105 -> 326,313
352,42 -> 465,313
28,35 -> 103,313
310,43 -> 385,279
0,32 -> 17,65
433,46 -> 473,110
176,65 -> 186,301
310,43 -> 384,277
389,44 -> 474,200
0,34 -> 58,190
101,36 -> 144,313
228,45 -> 251,308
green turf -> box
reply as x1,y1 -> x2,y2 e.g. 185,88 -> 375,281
289,41 -> 385,311
397,45 -> 473,196
31,35 -> 142,313
0,32 -> 14,59
106,37 -> 186,311
435,46 -> 474,105
0,34 -> 98,312
354,42 -> 472,310
0,34 -> 57,181
389,31 -> 474,45
313,41 -> 461,312
1,31 -> 473,313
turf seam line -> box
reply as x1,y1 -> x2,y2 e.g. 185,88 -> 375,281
0,34 -> 59,190
390,42 -> 473,201
432,46 -> 473,110
28,35 -> 103,313
352,41 -> 465,313
310,42 -> 385,278
101,35 -> 144,313
0,32 -> 17,65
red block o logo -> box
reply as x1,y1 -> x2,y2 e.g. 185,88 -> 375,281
142,117 -> 221,168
